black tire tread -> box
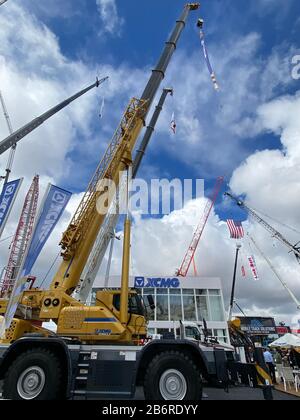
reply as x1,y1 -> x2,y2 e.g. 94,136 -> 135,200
144,350 -> 202,400
3,347 -> 63,400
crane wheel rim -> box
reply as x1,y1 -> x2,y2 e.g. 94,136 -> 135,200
159,369 -> 187,400
17,366 -> 46,400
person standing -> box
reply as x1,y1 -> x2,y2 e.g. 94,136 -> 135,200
264,348 -> 277,384
274,349 -> 282,365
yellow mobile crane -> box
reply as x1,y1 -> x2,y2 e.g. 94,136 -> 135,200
0,2 -> 198,344
0,4 -> 235,401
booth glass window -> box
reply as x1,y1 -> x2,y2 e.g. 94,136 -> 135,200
212,329 -> 228,344
183,295 -> 197,321
208,289 -> 220,296
169,294 -> 183,321
156,295 -> 169,321
209,295 -> 224,322
157,288 -> 168,295
169,289 -> 181,295
143,288 -> 155,296
196,295 -> 209,321
182,289 -> 193,295
146,294 -> 155,321
196,289 -> 207,296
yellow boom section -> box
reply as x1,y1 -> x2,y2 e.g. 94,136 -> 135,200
50,98 -> 147,295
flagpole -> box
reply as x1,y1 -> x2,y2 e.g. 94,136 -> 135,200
228,243 -> 241,321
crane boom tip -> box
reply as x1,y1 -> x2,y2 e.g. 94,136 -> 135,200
96,76 -> 109,87
187,3 -> 200,11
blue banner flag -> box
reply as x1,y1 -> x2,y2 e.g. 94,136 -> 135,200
23,184 -> 72,276
199,29 -> 220,91
0,178 -> 22,237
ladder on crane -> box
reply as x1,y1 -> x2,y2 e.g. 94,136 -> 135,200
225,192 -> 300,263
177,176 -> 224,277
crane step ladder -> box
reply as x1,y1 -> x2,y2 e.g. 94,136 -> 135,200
71,350 -> 92,399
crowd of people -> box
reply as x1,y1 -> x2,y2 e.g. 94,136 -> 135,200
263,347 -> 300,384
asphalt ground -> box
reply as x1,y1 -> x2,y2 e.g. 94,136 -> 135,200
0,382 -> 299,400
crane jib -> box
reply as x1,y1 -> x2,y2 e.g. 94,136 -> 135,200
0,78 -> 108,157
51,4 -> 200,294
225,192 -> 300,261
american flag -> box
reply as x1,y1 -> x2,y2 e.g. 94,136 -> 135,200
226,220 -> 244,239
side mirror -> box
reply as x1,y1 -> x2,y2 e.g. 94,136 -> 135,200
147,295 -> 155,310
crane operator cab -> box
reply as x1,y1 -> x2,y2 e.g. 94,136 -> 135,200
56,289 -> 153,344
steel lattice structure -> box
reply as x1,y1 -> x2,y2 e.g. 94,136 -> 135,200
177,176 -> 224,277
0,175 -> 39,297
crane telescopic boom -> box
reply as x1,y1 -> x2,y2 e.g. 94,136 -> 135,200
225,192 -> 300,262
133,88 -> 173,177
0,77 -> 108,157
75,88 -> 174,302
53,4 -> 200,296
0,91 -> 16,184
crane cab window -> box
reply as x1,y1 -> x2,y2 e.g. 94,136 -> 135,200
113,294 -> 145,316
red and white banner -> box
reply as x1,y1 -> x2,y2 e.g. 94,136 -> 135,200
248,255 -> 259,281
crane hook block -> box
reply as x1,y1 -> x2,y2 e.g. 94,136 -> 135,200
197,18 -> 204,28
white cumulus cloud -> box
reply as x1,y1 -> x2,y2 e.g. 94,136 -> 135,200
96,0 -> 124,37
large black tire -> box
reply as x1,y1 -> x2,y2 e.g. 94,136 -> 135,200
144,351 -> 203,400
3,348 -> 63,400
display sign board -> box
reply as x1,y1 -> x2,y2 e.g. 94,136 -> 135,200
134,277 -> 180,289
0,178 -> 23,238
276,326 -> 291,335
23,184 -> 72,275
238,317 -> 277,335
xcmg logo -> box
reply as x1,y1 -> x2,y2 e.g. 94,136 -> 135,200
134,277 -> 180,289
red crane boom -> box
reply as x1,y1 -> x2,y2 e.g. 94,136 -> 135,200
0,175 -> 39,297
177,176 -> 224,277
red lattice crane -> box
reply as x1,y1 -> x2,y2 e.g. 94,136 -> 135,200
0,175 -> 39,297
177,176 -> 224,277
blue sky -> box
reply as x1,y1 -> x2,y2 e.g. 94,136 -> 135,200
1,1 -> 299,194
18,0 -> 299,217
1,0 -> 300,320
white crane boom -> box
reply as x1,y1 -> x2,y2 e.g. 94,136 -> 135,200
0,77 -> 108,157
0,91 -> 16,184
248,234 -> 300,310
225,192 -> 300,262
